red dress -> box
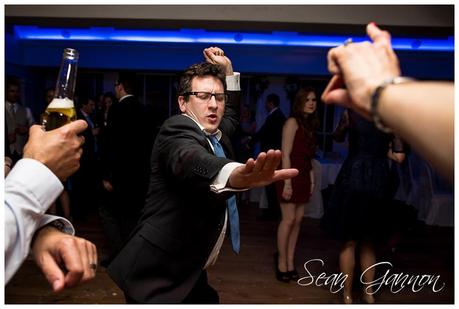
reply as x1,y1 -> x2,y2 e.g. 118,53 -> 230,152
277,123 -> 315,203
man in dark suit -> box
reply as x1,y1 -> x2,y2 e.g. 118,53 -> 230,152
100,73 -> 155,261
252,93 -> 286,219
107,47 -> 298,304
72,96 -> 100,219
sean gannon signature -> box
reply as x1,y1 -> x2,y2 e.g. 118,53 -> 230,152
297,259 -> 445,294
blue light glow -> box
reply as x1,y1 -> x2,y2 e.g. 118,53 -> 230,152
14,26 -> 454,52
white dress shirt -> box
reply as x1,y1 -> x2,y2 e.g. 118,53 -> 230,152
5,159 -> 74,283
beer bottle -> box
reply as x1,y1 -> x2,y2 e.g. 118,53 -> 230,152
41,48 -> 78,131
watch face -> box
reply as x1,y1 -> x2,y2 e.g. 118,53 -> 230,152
48,219 -> 66,232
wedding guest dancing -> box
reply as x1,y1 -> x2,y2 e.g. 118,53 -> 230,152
107,47 -> 298,304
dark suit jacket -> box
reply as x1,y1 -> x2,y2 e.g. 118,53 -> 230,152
252,108 -> 286,152
100,95 -> 155,213
76,109 -> 97,164
107,90 -> 241,303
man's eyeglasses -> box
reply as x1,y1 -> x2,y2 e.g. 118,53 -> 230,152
184,92 -> 228,103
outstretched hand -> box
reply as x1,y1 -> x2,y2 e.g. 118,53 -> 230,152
203,46 -> 234,76
228,150 -> 298,189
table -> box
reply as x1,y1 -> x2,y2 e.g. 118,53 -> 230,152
304,159 -> 342,219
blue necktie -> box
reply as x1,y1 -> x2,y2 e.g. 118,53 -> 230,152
208,134 -> 240,254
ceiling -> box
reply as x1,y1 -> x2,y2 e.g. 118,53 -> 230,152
5,5 -> 454,37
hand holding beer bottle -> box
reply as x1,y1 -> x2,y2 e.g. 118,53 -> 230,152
41,48 -> 78,131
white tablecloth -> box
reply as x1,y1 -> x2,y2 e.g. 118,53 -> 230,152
304,159 -> 342,219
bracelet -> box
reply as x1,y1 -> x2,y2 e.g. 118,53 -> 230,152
371,77 -> 413,133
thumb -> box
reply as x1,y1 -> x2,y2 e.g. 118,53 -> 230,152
322,88 -> 352,108
59,119 -> 88,135
28,125 -> 45,139
321,75 -> 344,103
38,252 -> 66,293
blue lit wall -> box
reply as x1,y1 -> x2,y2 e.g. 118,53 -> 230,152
6,26 -> 454,79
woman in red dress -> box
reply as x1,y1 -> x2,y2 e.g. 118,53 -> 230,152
275,87 -> 319,282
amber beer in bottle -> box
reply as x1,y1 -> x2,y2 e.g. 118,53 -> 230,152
41,48 -> 78,130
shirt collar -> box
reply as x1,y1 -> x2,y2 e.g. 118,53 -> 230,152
182,114 -> 222,141
6,101 -> 16,113
269,107 -> 279,115
80,109 -> 90,117
119,94 -> 134,102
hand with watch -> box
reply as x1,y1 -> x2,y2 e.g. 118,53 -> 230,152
321,22 -> 453,180
321,22 -> 409,129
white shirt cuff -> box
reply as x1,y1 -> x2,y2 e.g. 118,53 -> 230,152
226,72 -> 240,91
6,158 -> 64,213
210,162 -> 248,193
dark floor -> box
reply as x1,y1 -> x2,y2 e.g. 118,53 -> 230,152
5,202 -> 454,304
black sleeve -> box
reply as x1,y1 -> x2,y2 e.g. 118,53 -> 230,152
156,117 -> 232,189
219,90 -> 241,138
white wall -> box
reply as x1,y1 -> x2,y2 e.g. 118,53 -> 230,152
5,5 -> 453,27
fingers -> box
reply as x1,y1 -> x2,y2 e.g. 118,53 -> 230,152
366,22 -> 400,76
69,238 -> 97,285
272,168 -> 299,182
211,46 -> 224,56
57,237 -> 85,288
367,22 -> 391,48
39,234 -> 97,292
252,150 -> 281,174
203,47 -> 220,64
203,47 -> 226,60
243,158 -> 255,174
282,187 -> 292,201
203,48 -> 214,63
37,251 -> 66,293
252,152 -> 267,173
261,150 -> 282,172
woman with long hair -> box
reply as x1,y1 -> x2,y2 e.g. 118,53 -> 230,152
275,87 -> 319,282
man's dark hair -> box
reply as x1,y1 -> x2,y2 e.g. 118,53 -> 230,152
177,62 -> 226,101
79,95 -> 96,107
103,91 -> 116,102
117,72 -> 137,95
6,78 -> 20,90
266,93 -> 280,107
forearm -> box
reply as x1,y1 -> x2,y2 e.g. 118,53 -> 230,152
282,155 -> 292,186
378,82 -> 453,179
4,159 -> 64,283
